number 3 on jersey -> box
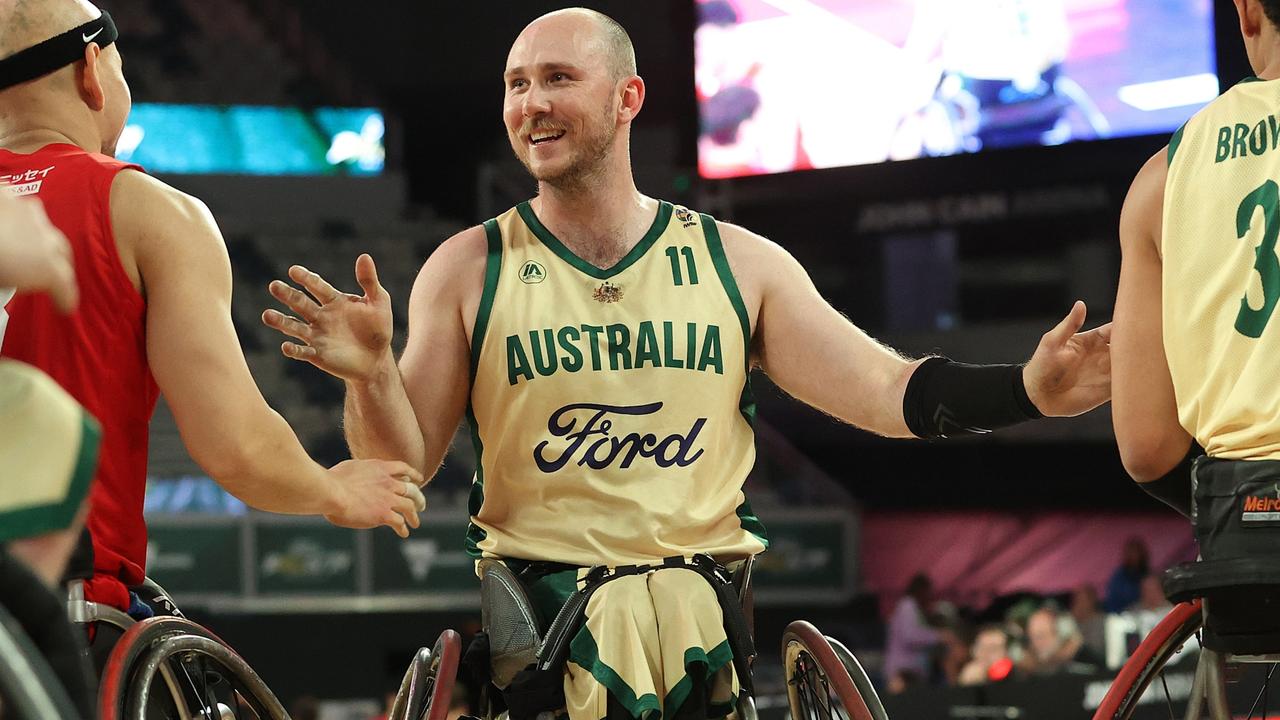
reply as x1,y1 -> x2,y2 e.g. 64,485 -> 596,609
1236,180 -> 1280,338
666,246 -> 699,286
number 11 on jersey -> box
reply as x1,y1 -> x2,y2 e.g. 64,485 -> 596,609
666,246 -> 700,287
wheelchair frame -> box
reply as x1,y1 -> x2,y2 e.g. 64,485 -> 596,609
390,556 -> 888,720
67,577 -> 288,720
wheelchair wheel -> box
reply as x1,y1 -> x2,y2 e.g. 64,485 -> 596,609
782,621 -> 882,720
825,635 -> 888,720
0,603 -> 81,720
99,616 -> 287,720
389,629 -> 462,720
1093,601 -> 1202,720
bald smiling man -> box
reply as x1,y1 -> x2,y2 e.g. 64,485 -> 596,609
265,8 -> 1113,719
0,0 -> 426,665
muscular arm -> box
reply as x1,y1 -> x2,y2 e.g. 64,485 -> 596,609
1112,151 -> 1192,480
114,170 -> 340,514
720,223 -> 919,437
344,226 -> 483,476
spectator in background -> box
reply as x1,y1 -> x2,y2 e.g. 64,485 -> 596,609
1104,537 -> 1150,613
957,625 -> 1013,686
1019,606 -> 1103,676
1070,583 -> 1106,661
1131,574 -> 1174,639
885,573 -> 945,693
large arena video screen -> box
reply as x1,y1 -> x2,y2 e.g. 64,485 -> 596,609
116,105 -> 385,176
696,0 -> 1216,179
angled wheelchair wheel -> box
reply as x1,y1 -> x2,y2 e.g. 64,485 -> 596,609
1093,601 -> 1202,720
0,603 -> 81,720
99,616 -> 287,720
389,629 -> 462,720
825,635 -> 888,720
782,621 -> 884,720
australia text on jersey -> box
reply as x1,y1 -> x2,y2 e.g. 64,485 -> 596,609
533,401 -> 706,473
505,320 -> 726,386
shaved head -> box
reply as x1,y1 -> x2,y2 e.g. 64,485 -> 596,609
0,0 -> 129,158
0,0 -> 102,59
519,7 -> 636,81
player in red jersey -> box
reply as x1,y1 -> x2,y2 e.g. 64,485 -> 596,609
0,0 -> 426,626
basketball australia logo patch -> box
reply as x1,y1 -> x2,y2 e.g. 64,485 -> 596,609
519,260 -> 546,284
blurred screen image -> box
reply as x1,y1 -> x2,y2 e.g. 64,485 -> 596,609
696,0 -> 1216,178
116,104 -> 386,176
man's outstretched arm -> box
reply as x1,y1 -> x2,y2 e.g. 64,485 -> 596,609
264,225 -> 484,479
116,170 -> 425,537
719,223 -> 1111,438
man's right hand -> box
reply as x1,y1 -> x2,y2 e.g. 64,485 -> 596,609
262,253 -> 394,383
324,458 -> 426,538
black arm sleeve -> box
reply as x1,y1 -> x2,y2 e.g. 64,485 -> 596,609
902,357 -> 1044,439
1137,473 -> 1193,518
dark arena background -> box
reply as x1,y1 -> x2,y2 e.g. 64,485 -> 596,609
6,0 -> 1265,718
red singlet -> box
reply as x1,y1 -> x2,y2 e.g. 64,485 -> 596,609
1,143 -> 157,608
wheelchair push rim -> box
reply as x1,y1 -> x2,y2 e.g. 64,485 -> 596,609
782,620 -> 880,720
390,629 -> 462,720
99,615 -> 287,720
1093,600 -> 1202,720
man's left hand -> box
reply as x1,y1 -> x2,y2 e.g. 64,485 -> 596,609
1024,301 -> 1111,417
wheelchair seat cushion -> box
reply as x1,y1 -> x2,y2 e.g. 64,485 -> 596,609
1165,558 -> 1280,655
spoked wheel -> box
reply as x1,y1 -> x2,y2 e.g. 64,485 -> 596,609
99,616 -> 287,720
1095,598 -> 1280,720
826,635 -> 888,720
389,629 -> 462,720
782,621 -> 883,720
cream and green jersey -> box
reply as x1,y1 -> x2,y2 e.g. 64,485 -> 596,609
464,200 -> 768,566
1163,77 -> 1280,460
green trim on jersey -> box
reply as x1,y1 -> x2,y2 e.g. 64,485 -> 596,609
464,405 -> 488,557
464,220 -> 504,557
663,641 -> 735,720
517,200 -> 674,280
1168,123 -> 1186,167
471,220 -> 504,378
569,626 -> 662,720
734,498 -> 769,548
1240,76 -> 1265,84
0,413 -> 99,544
701,213 -> 758,426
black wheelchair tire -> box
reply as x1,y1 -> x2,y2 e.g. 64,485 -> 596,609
98,615 -> 286,720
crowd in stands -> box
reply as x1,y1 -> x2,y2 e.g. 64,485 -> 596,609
883,537 -> 1174,694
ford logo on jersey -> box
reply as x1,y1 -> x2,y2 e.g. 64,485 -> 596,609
534,401 -> 706,473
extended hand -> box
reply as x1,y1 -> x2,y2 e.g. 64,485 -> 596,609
324,459 -> 426,538
1024,301 -> 1112,417
262,254 -> 394,383
0,193 -> 77,312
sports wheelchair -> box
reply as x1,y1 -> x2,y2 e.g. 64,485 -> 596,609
67,577 -> 288,720
1091,559 -> 1280,720
388,555 -> 889,720
1094,460 -> 1280,720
